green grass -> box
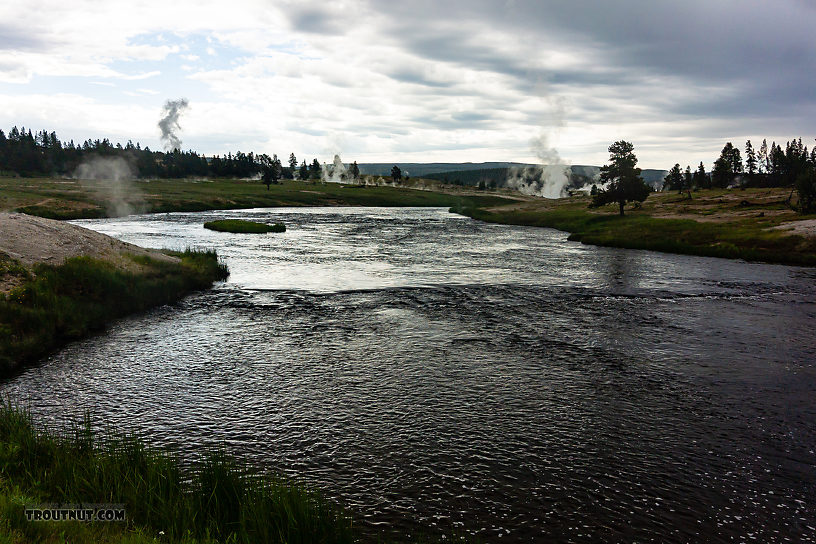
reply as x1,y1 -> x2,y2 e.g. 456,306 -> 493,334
459,201 -> 816,266
0,400 -> 354,544
0,176 -> 512,220
0,249 -> 229,375
203,220 -> 285,234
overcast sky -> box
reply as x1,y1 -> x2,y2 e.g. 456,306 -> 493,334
1,0 -> 814,168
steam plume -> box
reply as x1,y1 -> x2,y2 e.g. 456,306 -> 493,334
74,156 -> 143,217
321,154 -> 348,183
158,98 -> 189,151
506,134 -> 570,198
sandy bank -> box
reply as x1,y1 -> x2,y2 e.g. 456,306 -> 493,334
0,212 -> 177,268
0,212 -> 179,294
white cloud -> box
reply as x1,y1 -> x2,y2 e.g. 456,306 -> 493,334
0,0 -> 813,168
123,88 -> 160,96
119,71 -> 162,81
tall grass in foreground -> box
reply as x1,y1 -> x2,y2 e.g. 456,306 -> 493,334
0,249 -> 229,374
0,400 -> 354,543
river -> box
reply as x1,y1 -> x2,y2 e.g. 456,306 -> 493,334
2,207 -> 815,542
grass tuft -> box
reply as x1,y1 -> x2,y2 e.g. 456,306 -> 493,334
203,220 -> 285,234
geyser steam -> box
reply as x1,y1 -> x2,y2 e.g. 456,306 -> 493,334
73,156 -> 142,217
321,154 -> 348,183
158,98 -> 189,151
506,134 -> 570,198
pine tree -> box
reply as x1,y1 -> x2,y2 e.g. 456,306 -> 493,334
288,153 -> 297,179
770,142 -> 785,177
590,140 -> 651,215
309,158 -> 321,180
693,162 -> 708,189
684,165 -> 693,197
712,157 -> 731,188
795,164 -> 816,213
759,139 -> 769,174
713,142 -> 742,187
745,140 -> 757,176
391,165 -> 402,182
0,129 -> 6,167
664,163 -> 682,192
726,143 -> 743,174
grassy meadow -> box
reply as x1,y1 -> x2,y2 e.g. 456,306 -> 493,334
458,187 -> 816,266
1,174 -> 814,266
0,175 -> 512,220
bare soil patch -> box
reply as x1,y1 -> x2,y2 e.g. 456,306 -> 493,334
0,213 -> 178,294
772,219 -> 816,238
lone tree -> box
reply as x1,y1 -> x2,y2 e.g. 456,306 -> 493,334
391,165 -> 402,183
591,140 -> 651,215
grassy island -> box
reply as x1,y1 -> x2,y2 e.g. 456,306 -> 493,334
0,401 -> 354,544
204,219 -> 286,233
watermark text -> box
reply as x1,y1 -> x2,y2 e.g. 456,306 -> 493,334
25,504 -> 125,522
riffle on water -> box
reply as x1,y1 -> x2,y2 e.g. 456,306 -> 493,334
3,207 -> 815,543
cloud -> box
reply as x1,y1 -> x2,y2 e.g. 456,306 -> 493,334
123,88 -> 160,96
0,0 -> 813,168
118,71 -> 162,81
0,23 -> 55,52
288,7 -> 346,35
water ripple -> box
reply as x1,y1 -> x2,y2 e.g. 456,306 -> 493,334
2,208 -> 815,543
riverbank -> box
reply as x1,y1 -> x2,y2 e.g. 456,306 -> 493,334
0,400 -> 354,544
3,175 -> 814,265
455,188 -> 816,266
0,213 -> 229,375
0,175 -> 512,220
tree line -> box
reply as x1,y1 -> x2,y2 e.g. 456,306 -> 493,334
664,137 -> 816,212
0,126 -> 361,185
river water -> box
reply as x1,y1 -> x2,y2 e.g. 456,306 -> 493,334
2,207 -> 815,542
